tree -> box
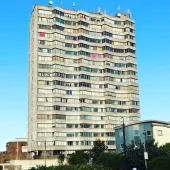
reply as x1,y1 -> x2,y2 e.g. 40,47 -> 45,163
88,139 -> 108,164
161,143 -> 170,155
148,157 -> 170,170
126,139 -> 168,170
68,150 -> 89,165
58,153 -> 65,165
96,152 -> 124,170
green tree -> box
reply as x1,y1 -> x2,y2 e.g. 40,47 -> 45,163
126,139 -> 168,170
96,152 -> 124,170
88,139 -> 108,164
68,150 -> 89,165
58,153 -> 65,165
148,157 -> 170,170
161,143 -> 170,154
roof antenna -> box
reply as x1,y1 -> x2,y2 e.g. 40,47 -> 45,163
117,5 -> 121,17
61,0 -> 63,8
73,2 -> 75,10
117,5 -> 121,13
98,8 -> 102,14
85,4 -> 87,11
127,9 -> 132,18
49,0 -> 53,6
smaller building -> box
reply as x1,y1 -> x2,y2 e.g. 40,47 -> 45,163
115,120 -> 170,152
0,138 -> 28,163
0,159 -> 61,170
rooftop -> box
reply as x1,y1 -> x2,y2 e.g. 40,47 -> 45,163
115,120 -> 170,130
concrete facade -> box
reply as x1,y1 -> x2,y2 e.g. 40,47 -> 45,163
115,120 -> 170,152
28,5 -> 140,156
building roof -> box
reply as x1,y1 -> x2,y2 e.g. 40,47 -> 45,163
7,138 -> 27,143
115,120 -> 170,130
32,4 -> 132,20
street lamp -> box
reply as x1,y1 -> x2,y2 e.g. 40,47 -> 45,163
44,140 -> 47,169
143,131 -> 148,170
120,117 -> 127,170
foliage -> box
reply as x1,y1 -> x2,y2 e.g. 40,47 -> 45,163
58,153 -> 65,165
68,139 -> 108,165
160,143 -> 170,154
29,165 -> 105,170
126,139 -> 168,170
96,152 -> 124,170
148,157 -> 170,170
88,139 -> 108,164
68,150 -> 89,165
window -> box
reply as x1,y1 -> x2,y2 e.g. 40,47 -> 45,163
68,141 -> 73,146
134,130 -> 139,136
147,131 -> 151,136
39,32 -> 45,37
39,25 -> 51,30
107,141 -> 115,145
106,132 -> 115,137
55,10 -> 64,16
157,130 -> 163,136
67,133 -> 74,137
67,124 -> 73,128
39,10 -> 52,15
119,131 -> 123,137
55,141 -> 66,146
94,124 -> 100,128
56,114 -> 66,120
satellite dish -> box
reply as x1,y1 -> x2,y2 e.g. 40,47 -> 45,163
117,13 -> 121,17
49,0 -> 53,5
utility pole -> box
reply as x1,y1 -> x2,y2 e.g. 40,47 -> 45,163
143,131 -> 148,170
17,140 -> 18,160
120,117 -> 127,170
45,140 -> 46,168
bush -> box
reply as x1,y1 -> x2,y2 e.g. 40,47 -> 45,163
148,157 -> 170,170
29,165 -> 105,170
96,152 -> 124,170
68,150 -> 89,165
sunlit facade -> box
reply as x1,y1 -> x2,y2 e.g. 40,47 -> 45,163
28,5 -> 140,156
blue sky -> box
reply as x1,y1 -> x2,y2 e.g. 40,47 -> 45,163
0,0 -> 169,150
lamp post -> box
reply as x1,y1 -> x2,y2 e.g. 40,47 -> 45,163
32,140 -> 47,168
44,140 -> 46,169
120,117 -> 127,170
143,131 -> 148,170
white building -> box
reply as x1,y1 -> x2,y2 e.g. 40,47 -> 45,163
28,4 -> 140,157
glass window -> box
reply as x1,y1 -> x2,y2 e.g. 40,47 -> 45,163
147,131 -> 151,136
119,131 -> 123,136
157,130 -> 163,136
107,141 -> 115,145
134,130 -> 139,136
94,124 -> 100,128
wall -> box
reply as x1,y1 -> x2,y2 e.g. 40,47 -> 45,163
115,122 -> 153,152
0,142 -> 28,163
153,124 -> 170,146
1,159 -> 64,170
